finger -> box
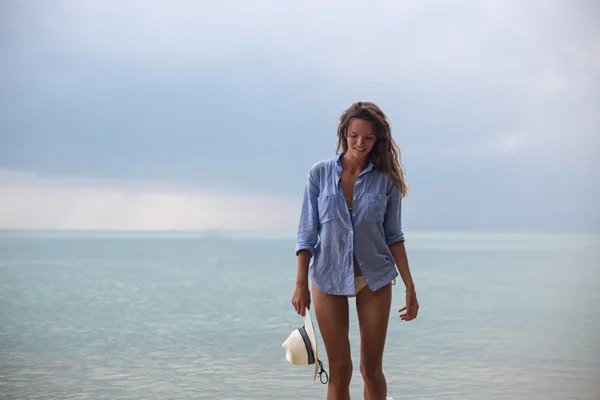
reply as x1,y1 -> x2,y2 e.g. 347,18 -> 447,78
398,305 -> 407,312
400,311 -> 414,321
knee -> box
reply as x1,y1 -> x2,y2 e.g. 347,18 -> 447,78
360,362 -> 383,383
330,359 -> 353,384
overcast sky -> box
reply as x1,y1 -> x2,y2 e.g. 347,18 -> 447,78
1,0 -> 598,232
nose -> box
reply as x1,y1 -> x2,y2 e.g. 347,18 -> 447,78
357,136 -> 365,146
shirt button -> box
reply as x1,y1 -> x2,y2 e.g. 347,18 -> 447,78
352,213 -> 356,217
353,197 -> 357,200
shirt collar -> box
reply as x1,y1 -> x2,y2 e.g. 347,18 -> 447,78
335,152 -> 375,175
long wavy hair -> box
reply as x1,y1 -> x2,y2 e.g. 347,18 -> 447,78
336,101 -> 409,197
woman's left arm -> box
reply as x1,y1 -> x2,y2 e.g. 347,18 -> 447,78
389,241 -> 415,292
383,184 -> 419,321
389,241 -> 419,321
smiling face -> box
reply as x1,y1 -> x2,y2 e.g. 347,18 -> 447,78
335,101 -> 409,196
345,118 -> 377,161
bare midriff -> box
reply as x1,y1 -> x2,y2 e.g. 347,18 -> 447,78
349,206 -> 362,278
353,257 -> 362,277
340,164 -> 362,279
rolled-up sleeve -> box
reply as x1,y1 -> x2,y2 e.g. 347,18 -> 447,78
295,166 -> 320,256
383,181 -> 405,246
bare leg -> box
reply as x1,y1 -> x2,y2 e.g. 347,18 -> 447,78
356,282 -> 392,400
312,283 -> 352,400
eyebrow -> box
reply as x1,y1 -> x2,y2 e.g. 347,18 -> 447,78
349,130 -> 375,136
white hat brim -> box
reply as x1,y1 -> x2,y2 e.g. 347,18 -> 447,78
303,307 -> 319,381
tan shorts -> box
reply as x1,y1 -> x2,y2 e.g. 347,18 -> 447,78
347,275 -> 368,298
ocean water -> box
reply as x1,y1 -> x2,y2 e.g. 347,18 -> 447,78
0,230 -> 598,400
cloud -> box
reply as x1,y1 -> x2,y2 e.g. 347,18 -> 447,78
0,170 -> 300,230
1,1 -> 598,231
5,1 -> 598,91
411,133 -> 526,160
1,165 -> 598,233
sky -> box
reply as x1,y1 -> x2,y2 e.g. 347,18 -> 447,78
1,0 -> 598,232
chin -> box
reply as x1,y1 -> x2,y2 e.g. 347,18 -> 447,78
351,148 -> 369,159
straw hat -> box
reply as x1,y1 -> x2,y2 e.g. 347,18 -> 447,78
282,307 -> 328,384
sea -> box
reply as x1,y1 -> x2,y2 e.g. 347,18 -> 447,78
0,230 -> 598,400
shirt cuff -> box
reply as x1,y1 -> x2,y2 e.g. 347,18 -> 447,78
295,244 -> 315,256
385,233 -> 405,246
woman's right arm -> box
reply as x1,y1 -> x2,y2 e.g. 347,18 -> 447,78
292,250 -> 312,315
292,166 -> 320,316
295,250 -> 311,290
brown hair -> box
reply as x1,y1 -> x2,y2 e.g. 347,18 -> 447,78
336,101 -> 409,197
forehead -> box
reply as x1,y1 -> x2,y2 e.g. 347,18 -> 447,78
348,118 -> 374,135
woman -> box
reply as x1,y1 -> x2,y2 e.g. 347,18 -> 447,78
292,101 -> 419,400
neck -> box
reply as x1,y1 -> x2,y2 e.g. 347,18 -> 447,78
342,152 -> 368,174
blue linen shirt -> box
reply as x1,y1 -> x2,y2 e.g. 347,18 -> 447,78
295,153 -> 405,296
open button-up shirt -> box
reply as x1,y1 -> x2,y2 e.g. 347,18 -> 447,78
295,153 -> 405,296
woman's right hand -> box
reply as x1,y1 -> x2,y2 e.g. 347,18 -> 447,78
291,284 -> 311,316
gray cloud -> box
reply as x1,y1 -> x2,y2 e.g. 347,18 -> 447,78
1,0 -> 598,232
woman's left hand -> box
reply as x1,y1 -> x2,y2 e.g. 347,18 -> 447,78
399,290 -> 419,321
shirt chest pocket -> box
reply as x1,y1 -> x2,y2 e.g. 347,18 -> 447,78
364,193 -> 388,222
317,194 -> 343,223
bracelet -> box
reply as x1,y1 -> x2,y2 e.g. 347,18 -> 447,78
406,288 -> 416,294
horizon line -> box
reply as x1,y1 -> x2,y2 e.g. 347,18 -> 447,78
0,228 -> 598,236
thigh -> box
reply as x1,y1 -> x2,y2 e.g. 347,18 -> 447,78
312,283 -> 351,363
356,283 -> 392,365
